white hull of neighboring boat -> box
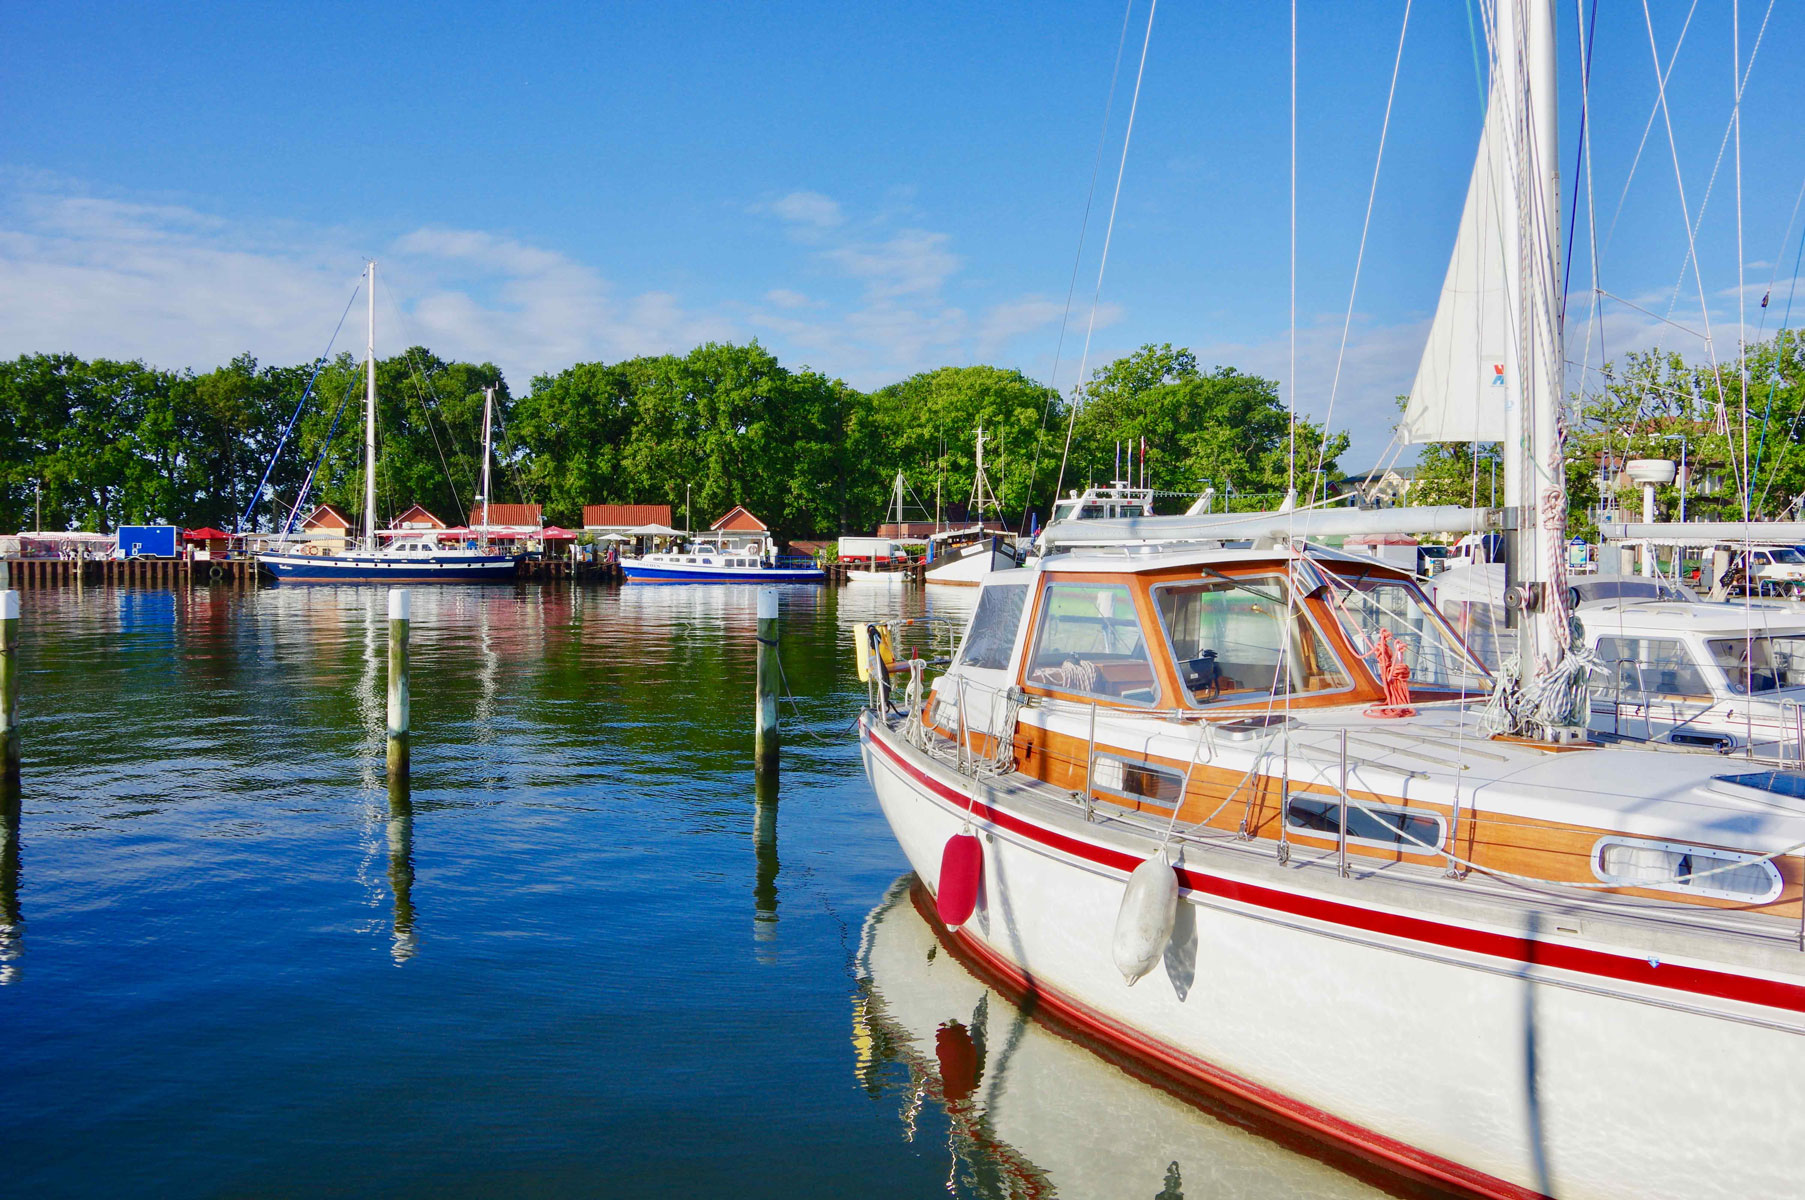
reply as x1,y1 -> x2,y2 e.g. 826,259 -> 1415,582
924,543 -> 1016,587
856,878 -> 1386,1199
846,567 -> 910,585
859,714 -> 1805,1200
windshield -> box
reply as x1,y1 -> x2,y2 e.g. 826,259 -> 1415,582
1705,636 -> 1805,694
1572,579 -> 1693,603
1152,574 -> 1350,707
1771,548 -> 1805,564
1322,569 -> 1491,692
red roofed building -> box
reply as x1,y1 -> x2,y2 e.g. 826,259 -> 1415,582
709,505 -> 773,554
390,504 -> 447,530
297,503 -> 355,550
472,502 -> 543,533
583,504 -> 674,535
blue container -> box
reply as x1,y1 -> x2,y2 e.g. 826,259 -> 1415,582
117,525 -> 180,558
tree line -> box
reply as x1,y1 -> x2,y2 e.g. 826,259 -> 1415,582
0,341 -> 1348,542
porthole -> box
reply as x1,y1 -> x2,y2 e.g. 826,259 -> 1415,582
1592,836 -> 1782,903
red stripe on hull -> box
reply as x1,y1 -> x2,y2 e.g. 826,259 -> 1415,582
862,720 -> 1805,1015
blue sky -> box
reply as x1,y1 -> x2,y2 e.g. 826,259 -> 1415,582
3,1 -> 1802,466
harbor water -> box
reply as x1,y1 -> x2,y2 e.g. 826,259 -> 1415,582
1,583 -> 1416,1198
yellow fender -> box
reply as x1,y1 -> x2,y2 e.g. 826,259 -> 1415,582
854,622 -> 897,682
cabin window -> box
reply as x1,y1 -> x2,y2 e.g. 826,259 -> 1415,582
1594,637 -> 1711,700
1153,575 -> 1349,707
1284,795 -> 1443,853
1025,581 -> 1160,705
1705,636 -> 1805,694
1320,571 -> 1490,692
960,582 -> 1028,671
1592,836 -> 1782,904
1093,754 -> 1185,807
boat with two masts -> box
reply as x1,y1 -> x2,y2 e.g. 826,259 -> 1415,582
257,263 -> 520,584
853,4 -> 1805,1195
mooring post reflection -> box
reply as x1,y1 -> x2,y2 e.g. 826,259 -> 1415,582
0,780 -> 20,985
1,588 -> 20,787
753,770 -> 779,957
386,771 -> 416,964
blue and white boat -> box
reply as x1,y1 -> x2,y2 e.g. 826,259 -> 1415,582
257,262 -> 523,585
259,540 -> 520,582
621,540 -> 825,584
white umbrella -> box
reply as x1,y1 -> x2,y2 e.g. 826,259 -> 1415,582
624,523 -> 685,537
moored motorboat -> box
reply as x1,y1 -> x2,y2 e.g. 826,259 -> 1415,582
621,540 -> 825,584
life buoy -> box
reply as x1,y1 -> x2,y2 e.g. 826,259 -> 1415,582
854,622 -> 896,683
209,565 -> 223,581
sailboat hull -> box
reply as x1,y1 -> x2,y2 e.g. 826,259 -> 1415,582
860,713 -> 1805,1200
258,552 -> 521,583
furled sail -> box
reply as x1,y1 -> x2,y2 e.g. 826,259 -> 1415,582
1399,61 -> 1517,445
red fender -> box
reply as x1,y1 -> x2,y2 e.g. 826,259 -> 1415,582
936,833 -> 983,928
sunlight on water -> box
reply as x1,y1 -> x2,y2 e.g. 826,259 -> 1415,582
0,581 -> 1433,1198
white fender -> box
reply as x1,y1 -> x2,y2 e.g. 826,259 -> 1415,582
1111,850 -> 1179,985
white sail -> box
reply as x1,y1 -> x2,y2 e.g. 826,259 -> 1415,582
1400,25 -> 1522,446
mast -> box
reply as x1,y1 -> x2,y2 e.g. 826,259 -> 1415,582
891,470 -> 905,528
364,261 -> 378,551
1502,0 -> 1570,729
479,385 -> 495,551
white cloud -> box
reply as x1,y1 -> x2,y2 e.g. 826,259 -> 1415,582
763,287 -> 813,309
766,190 -> 843,229
0,177 -> 735,389
822,229 -> 960,299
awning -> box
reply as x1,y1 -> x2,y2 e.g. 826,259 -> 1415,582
539,525 -> 578,541
184,527 -> 231,540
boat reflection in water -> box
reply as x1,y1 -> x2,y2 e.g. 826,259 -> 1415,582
854,877 -> 1403,1200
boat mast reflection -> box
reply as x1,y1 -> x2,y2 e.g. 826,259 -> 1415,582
853,877 -> 1400,1200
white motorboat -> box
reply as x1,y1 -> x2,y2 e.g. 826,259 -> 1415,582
922,529 -> 1019,586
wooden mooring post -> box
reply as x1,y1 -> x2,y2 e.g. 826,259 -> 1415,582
387,589 -> 411,778
755,588 -> 780,774
1,588 -> 19,787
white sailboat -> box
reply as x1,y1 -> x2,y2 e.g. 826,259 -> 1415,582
258,262 -> 521,583
924,427 -> 1021,586
854,5 -> 1805,1197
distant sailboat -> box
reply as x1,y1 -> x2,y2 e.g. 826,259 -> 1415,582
258,262 -> 521,583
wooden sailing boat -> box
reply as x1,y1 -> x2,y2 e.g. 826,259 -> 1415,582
855,5 -> 1805,1196
257,262 -> 521,583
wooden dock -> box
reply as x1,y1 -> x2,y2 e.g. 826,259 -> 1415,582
2,557 -> 624,588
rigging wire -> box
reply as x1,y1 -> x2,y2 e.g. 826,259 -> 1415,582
1308,0 -> 1413,503
1019,0 -> 1136,536
1053,0 -> 1158,506
380,281 -> 475,524
236,278 -> 362,533
1600,0 -> 1699,260
1639,0 -> 1735,504
1558,0 -> 1599,324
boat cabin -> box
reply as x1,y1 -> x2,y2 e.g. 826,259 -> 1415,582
942,547 -> 1487,720
1049,484 -> 1155,524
